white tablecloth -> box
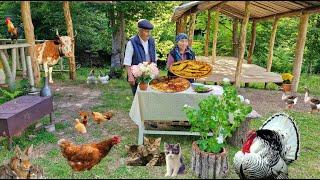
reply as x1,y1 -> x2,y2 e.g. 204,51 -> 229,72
129,85 -> 224,126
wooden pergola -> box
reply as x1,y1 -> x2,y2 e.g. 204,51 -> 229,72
172,1 -> 320,91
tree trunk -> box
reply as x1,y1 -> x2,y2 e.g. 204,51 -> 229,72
226,117 -> 251,147
188,13 -> 196,47
119,12 -> 126,66
21,1 -> 39,86
292,14 -> 309,92
110,11 -> 123,68
235,2 -> 250,88
205,10 -> 211,57
247,20 -> 257,64
63,1 -> 76,80
266,17 -> 279,72
211,10 -> 220,64
0,50 -> 15,91
232,18 -> 239,57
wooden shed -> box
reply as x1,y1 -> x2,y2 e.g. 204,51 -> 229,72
172,1 -> 320,91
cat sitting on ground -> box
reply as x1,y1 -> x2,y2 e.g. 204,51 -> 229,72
125,137 -> 165,166
164,143 -> 185,177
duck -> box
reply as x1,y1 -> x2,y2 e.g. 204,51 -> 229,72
87,69 -> 98,84
281,90 -> 298,109
304,87 -> 320,113
98,70 -> 109,84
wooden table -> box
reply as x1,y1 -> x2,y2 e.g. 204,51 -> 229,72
0,95 -> 53,149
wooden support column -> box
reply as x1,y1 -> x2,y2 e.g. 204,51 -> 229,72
176,18 -> 184,36
20,47 -> 27,78
235,2 -> 250,88
0,50 -> 14,90
11,48 -> 17,81
63,1 -> 76,80
232,18 -> 239,57
188,13 -> 196,47
247,20 -> 257,64
183,15 -> 188,33
21,1 -> 39,86
292,13 -> 309,92
205,10 -> 211,57
266,17 -> 279,72
211,9 -> 220,64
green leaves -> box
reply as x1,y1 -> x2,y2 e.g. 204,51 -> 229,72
183,83 -> 252,154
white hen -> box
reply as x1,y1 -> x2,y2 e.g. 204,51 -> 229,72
98,70 -> 109,84
87,69 -> 98,84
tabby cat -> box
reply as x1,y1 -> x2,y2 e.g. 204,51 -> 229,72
125,137 -> 165,166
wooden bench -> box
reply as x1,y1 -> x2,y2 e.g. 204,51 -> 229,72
0,95 -> 53,149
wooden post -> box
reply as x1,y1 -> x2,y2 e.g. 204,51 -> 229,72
232,18 -> 239,57
235,2 -> 250,88
247,20 -> 257,64
292,13 -> 309,92
211,10 -> 220,64
182,15 -> 188,34
21,1 -> 39,86
266,17 -> 279,72
20,47 -> 27,78
0,50 -> 14,90
176,18 -> 184,35
11,48 -> 17,81
205,10 -> 211,57
63,1 -> 76,80
188,13 -> 196,47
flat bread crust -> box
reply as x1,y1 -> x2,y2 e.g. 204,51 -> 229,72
149,76 -> 190,93
169,60 -> 212,79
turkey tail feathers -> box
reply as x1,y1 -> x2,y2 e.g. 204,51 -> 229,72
260,113 -> 300,163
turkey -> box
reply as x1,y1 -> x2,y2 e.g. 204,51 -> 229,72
233,113 -> 300,179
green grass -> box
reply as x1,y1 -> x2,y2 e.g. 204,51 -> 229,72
0,68 -> 319,179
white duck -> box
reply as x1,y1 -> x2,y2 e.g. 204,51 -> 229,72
281,90 -> 298,109
304,88 -> 320,113
87,69 -> 98,84
98,70 -> 109,84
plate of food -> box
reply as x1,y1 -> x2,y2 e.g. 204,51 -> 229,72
149,76 -> 190,93
191,83 -> 213,93
169,60 -> 212,79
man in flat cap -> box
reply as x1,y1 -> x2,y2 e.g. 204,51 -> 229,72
124,19 -> 158,96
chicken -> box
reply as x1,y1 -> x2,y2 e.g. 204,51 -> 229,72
281,90 -> 298,109
91,111 -> 113,124
233,113 -> 300,179
79,111 -> 89,126
98,70 -> 109,84
74,118 -> 87,134
5,17 -> 23,43
87,69 -> 98,85
57,136 -> 121,171
304,88 -> 320,113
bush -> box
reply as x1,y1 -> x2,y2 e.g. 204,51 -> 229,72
109,66 -> 125,79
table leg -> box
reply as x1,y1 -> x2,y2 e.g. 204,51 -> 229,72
138,124 -> 144,145
50,113 -> 53,124
8,136 -> 12,150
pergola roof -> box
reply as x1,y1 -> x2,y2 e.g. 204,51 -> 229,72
172,1 -> 320,22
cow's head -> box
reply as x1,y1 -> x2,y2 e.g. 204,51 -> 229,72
54,29 -> 76,58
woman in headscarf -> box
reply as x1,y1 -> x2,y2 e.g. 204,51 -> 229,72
166,33 -> 196,82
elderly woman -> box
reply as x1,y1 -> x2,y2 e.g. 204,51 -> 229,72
166,33 -> 196,81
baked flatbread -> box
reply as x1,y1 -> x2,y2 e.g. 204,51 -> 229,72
169,60 -> 212,79
149,76 -> 190,93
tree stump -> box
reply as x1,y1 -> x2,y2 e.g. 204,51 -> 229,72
227,117 -> 251,147
191,142 -> 228,179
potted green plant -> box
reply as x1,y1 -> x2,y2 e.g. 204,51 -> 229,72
281,73 -> 294,92
183,80 -> 252,179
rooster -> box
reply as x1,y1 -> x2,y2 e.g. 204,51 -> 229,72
233,113 -> 300,179
57,136 -> 121,171
5,17 -> 23,43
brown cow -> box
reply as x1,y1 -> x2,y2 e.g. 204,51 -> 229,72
34,30 -> 75,83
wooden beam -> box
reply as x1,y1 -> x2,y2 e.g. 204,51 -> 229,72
183,15 -> 188,33
21,1 -> 40,86
235,1 -> 250,88
292,14 -> 309,92
205,10 -> 211,57
247,20 -> 257,64
211,10 -> 220,64
253,5 -> 320,22
176,18 -> 184,36
63,1 -> 76,80
232,18 -> 239,58
188,13 -> 196,47
266,17 -> 279,72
